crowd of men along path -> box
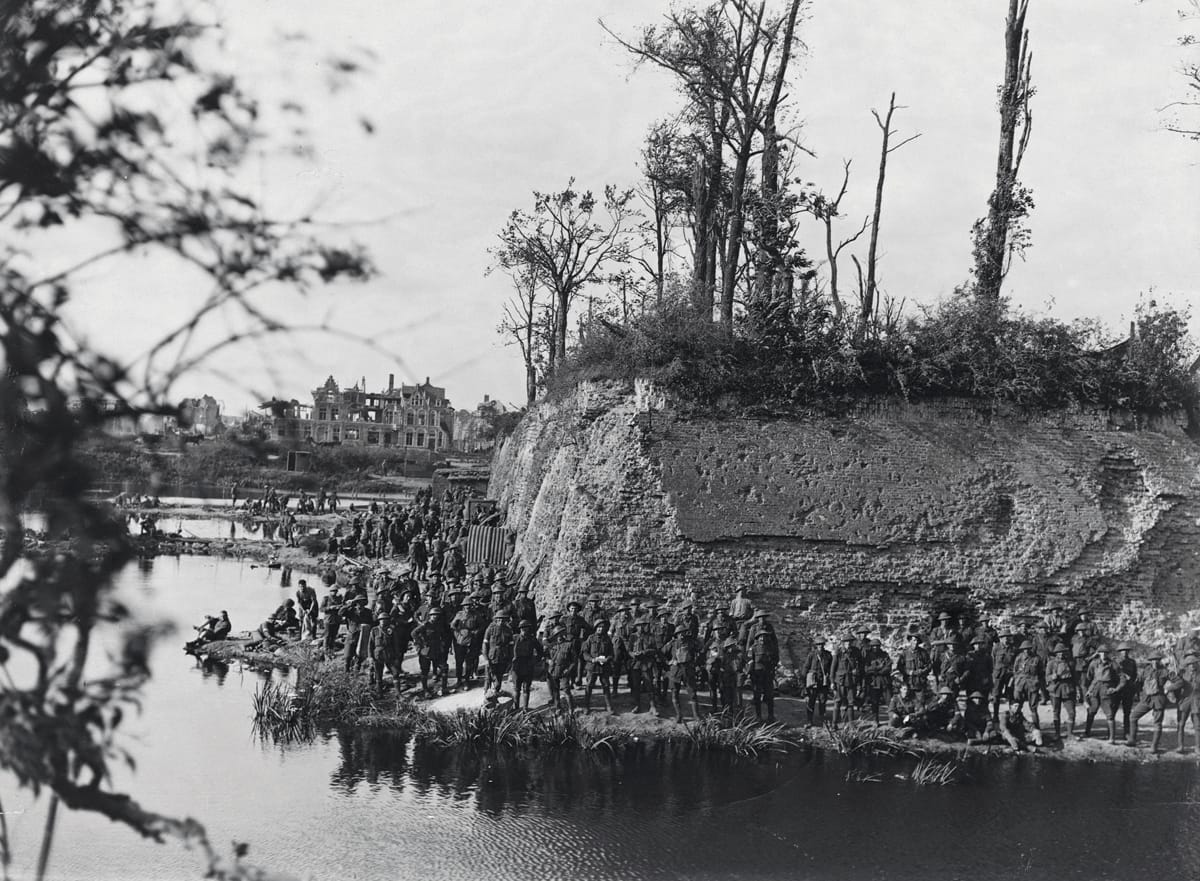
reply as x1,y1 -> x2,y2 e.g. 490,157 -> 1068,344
186,488 -> 1200,756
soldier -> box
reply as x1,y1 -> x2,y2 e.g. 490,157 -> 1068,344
718,633 -> 744,711
296,579 -> 318,640
1011,638 -> 1045,735
937,639 -> 969,696
610,603 -> 633,693
483,610 -> 515,697
958,691 -> 991,740
851,626 -> 871,711
450,598 -> 478,689
582,619 -> 616,713
888,681 -> 922,736
863,637 -> 893,725
1172,652 -> 1199,753
1114,642 -> 1139,741
653,608 -> 676,699
322,587 -> 343,659
511,620 -> 544,710
897,632 -> 932,694
831,634 -> 860,725
1083,644 -> 1122,743
674,602 -> 700,640
544,622 -> 576,711
991,630 -> 1018,721
804,637 -> 833,728
411,607 -> 449,696
1046,642 -> 1076,741
964,636 -> 994,700
366,614 -> 399,696
728,586 -> 752,623
563,599 -> 589,688
931,612 -> 957,649
342,596 -> 370,673
664,623 -> 703,722
581,593 -> 607,631
749,629 -> 778,723
1127,649 -> 1171,753
907,685 -> 959,737
629,618 -> 660,714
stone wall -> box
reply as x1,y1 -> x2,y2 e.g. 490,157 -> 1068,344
490,383 -> 1200,659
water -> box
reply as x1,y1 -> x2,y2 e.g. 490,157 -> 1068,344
3,554 -> 1198,881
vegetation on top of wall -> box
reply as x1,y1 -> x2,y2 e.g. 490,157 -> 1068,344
546,294 -> 1198,419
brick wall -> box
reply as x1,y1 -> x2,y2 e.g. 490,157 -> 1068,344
490,383 -> 1200,654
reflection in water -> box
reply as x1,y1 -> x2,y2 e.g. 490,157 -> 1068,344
195,656 -> 231,685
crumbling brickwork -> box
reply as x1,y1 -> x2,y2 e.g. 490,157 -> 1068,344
491,383 -> 1200,655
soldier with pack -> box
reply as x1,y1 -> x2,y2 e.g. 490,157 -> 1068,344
1114,642 -> 1139,741
610,603 -> 634,693
582,619 -> 616,713
564,599 -> 590,688
1172,652 -> 1199,753
367,613 -> 400,696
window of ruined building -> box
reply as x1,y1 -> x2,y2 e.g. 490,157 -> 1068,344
346,428 -> 358,441
405,432 -> 414,446
418,412 -> 426,426
367,430 -> 379,444
317,408 -> 326,421
417,432 -> 425,447
406,412 -> 414,426
332,427 -> 341,442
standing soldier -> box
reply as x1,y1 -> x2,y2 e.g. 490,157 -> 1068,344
675,602 -> 700,640
863,637 -> 893,725
582,619 -> 616,713
705,625 -> 729,711
718,632 -> 744,711
665,624 -> 703,723
749,629 -> 779,723
653,608 -> 676,700
831,635 -> 859,725
851,627 -> 871,713
931,612 -> 957,648
936,639 -> 969,696
728,587 -> 752,624
342,596 -> 370,673
1172,652 -> 1199,753
1126,650 -> 1170,753
964,636 -> 994,701
450,599 -> 477,690
629,619 -> 660,715
411,607 -> 450,697
1011,639 -> 1045,732
804,637 -> 833,728
581,593 -> 607,632
610,603 -> 633,693
1114,642 -> 1139,742
991,630 -> 1018,721
544,621 -> 576,711
511,620 -> 544,710
898,632 -> 932,695
512,584 -> 538,629
1082,644 -> 1122,743
322,587 -> 343,659
482,610 -> 515,697
564,599 -> 589,688
367,614 -> 400,696
296,579 -> 318,640
1046,642 -> 1076,741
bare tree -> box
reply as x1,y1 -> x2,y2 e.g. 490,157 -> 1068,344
972,0 -> 1035,304
491,181 -> 636,362
496,262 -> 543,405
863,92 -> 920,336
634,122 -> 689,306
800,159 -> 869,324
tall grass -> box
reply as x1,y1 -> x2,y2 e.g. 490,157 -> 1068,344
909,756 -> 962,786
682,712 -> 800,757
824,721 -> 913,757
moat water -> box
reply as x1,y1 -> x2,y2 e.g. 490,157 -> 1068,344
3,555 -> 1198,881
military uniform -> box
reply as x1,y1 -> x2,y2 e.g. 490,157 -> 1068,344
1083,650 -> 1122,742
1045,646 -> 1076,740
511,622 -> 544,709
897,639 -> 932,693
831,641 -> 860,725
482,615 -> 515,696
1011,642 -> 1045,733
411,610 -> 449,695
545,625 -> 576,711
804,641 -> 833,727
863,641 -> 893,723
628,624 -> 660,713
582,625 -> 616,712
1127,654 -> 1171,752
666,631 -> 704,722
749,630 -> 779,723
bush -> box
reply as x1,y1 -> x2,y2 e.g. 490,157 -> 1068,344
550,294 -> 1197,416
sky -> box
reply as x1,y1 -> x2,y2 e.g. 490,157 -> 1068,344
55,0 -> 1200,416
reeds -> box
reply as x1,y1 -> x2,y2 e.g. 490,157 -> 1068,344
909,755 -> 962,786
681,712 -> 799,757
823,721 -> 912,757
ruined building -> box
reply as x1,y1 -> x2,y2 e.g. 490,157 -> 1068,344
308,375 -> 454,450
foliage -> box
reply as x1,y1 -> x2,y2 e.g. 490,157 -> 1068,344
681,711 -> 799,756
823,721 -> 912,757
550,293 -> 1198,417
0,0 -> 373,875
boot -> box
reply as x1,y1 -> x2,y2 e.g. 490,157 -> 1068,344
1053,720 -> 1061,741
1150,727 -> 1162,755
604,693 -> 613,714
1125,720 -> 1139,747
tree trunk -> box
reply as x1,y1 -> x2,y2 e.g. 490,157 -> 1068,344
863,96 -> 894,338
976,0 -> 1030,304
720,141 -> 753,328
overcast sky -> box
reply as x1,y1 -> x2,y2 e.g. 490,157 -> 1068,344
61,0 -> 1200,415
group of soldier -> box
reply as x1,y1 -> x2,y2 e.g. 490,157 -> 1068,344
239,531 -> 1200,754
